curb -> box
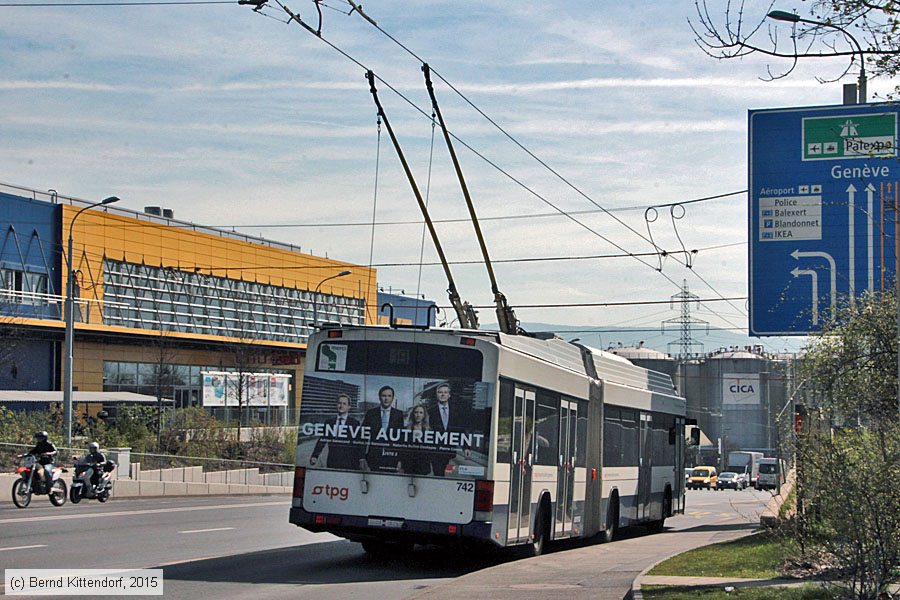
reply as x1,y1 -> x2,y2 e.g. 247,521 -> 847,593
630,553 -> 671,600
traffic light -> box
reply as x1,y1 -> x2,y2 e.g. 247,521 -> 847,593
794,403 -> 807,434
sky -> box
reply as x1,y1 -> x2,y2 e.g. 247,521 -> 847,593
1,0 -> 893,353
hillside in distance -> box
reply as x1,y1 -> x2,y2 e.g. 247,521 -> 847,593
514,322 -> 804,356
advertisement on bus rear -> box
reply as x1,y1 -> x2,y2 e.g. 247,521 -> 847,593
296,340 -> 493,479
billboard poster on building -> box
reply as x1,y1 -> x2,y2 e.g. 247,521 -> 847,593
202,373 -> 226,407
247,374 -> 269,407
203,371 -> 290,407
722,373 -> 761,406
270,375 -> 289,406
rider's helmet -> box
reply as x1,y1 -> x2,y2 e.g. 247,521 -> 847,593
34,431 -> 48,442
88,442 -> 100,453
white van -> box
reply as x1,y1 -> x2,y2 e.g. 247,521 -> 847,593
756,458 -> 785,490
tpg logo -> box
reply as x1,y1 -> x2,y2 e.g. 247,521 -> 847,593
311,484 -> 349,501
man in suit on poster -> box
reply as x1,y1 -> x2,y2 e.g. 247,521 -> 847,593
309,394 -> 362,470
427,382 -> 471,476
362,385 -> 403,471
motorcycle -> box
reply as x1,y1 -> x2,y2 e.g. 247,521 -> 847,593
69,458 -> 115,504
12,453 -> 68,508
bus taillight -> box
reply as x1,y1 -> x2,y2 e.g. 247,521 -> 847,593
293,467 -> 306,498
473,479 -> 494,520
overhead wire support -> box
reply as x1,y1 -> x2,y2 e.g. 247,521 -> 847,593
251,0 -> 750,336
422,63 -> 518,335
337,2 -> 754,330
365,70 -> 478,330
345,0 -> 374,25
277,0 -> 318,36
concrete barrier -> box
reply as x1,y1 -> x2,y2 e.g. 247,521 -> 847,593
2,469 -> 291,501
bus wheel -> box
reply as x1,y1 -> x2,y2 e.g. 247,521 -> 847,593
601,494 -> 619,543
520,502 -> 550,558
361,540 -> 387,555
361,539 -> 412,556
649,490 -> 671,533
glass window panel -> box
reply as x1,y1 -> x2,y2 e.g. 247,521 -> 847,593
118,362 -> 137,385
534,391 -> 559,467
575,400 -> 588,467
103,361 -> 118,386
496,380 -> 514,463
137,363 -> 156,386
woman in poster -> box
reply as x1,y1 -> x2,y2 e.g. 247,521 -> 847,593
401,404 -> 432,475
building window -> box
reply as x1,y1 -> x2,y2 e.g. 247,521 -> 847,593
0,268 -> 48,305
102,259 -> 364,343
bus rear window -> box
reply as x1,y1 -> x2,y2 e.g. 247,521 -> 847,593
315,340 -> 483,379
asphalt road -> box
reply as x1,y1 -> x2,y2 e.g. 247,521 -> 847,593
0,487 -> 772,599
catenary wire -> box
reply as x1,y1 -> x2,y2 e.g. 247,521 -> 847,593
256,1 -> 757,343
257,0 -> 706,309
0,1 -> 233,5
205,191 -> 747,228
335,0 -> 751,313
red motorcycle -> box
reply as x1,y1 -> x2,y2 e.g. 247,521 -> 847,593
12,453 -> 68,508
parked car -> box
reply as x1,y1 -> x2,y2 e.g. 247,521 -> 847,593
687,466 -> 718,490
716,471 -> 743,490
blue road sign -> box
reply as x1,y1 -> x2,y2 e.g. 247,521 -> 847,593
750,103 -> 900,336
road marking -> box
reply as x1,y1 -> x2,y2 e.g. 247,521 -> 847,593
0,544 -> 47,552
178,527 -> 235,534
0,500 -> 286,525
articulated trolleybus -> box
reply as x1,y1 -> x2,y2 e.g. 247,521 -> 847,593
290,324 -> 688,555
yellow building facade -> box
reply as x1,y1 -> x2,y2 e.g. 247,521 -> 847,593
3,191 -> 376,424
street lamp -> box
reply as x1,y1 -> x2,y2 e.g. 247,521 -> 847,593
311,270 -> 352,330
63,196 -> 120,446
767,10 -> 867,103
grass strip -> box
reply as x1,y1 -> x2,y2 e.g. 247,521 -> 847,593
647,533 -> 784,579
641,584 -> 831,599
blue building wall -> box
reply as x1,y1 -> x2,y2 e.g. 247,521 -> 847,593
0,192 -> 62,319
0,338 -> 56,390
377,292 -> 437,327
0,193 -> 60,391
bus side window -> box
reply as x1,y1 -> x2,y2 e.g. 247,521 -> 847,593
534,390 -> 559,467
604,407 -> 622,467
575,400 -> 588,467
496,380 -> 514,463
621,409 -> 638,466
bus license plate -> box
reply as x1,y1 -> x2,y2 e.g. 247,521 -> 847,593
368,518 -> 404,529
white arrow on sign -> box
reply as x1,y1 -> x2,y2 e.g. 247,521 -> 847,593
847,183 -> 856,298
866,183 -> 876,292
792,267 -> 819,325
791,250 -> 836,315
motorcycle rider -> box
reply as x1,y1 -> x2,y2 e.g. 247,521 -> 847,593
26,431 -> 57,490
82,442 -> 106,488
